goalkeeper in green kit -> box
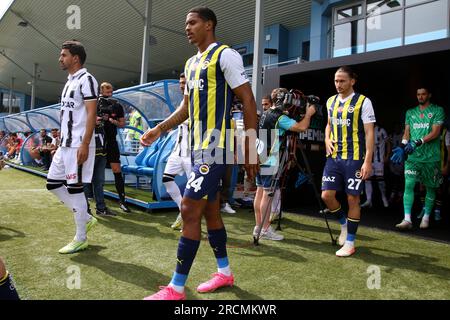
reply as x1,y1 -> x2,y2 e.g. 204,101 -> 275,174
391,87 -> 445,230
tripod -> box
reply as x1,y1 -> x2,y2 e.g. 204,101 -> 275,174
253,133 -> 338,246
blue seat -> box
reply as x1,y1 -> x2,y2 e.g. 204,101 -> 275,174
136,137 -> 166,176
121,146 -> 149,174
122,138 -> 161,174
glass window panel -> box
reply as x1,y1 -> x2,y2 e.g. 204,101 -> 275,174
333,20 -> 365,57
367,10 -> 403,51
405,0 -> 448,45
367,0 -> 403,16
336,4 -> 362,21
404,0 -> 429,6
117,91 -> 172,123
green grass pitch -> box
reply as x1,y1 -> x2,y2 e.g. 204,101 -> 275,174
1,168 -> 450,300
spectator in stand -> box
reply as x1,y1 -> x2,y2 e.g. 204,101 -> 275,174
29,129 -> 53,170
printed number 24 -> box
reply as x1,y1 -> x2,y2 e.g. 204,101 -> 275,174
348,178 -> 362,190
186,172 -> 204,192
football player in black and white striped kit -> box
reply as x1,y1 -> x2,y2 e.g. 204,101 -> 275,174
46,40 -> 99,254
163,73 -> 192,230
361,123 -> 390,208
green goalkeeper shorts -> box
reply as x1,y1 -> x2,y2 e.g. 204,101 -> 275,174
404,160 -> 443,188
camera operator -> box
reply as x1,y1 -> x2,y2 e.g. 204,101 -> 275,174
98,82 -> 130,213
253,88 -> 316,241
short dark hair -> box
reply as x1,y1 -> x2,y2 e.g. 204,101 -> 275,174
336,66 -> 357,80
262,95 -> 272,103
188,6 -> 217,31
417,86 -> 430,93
179,72 -> 185,78
62,40 -> 87,65
51,128 -> 58,132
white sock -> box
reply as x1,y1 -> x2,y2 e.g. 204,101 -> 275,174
344,240 -> 354,247
422,214 -> 430,222
218,266 -> 232,276
164,181 -> 182,210
34,158 -> 43,165
49,185 -> 73,211
365,181 -> 373,203
271,189 -> 281,214
404,213 -> 412,223
168,283 -> 184,293
70,192 -> 90,242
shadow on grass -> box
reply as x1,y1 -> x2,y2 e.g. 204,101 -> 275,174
225,236 -> 308,264
95,215 -> 178,241
356,246 -> 450,280
0,226 -> 26,242
70,245 -> 194,298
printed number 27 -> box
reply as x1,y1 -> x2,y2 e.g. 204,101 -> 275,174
186,172 -> 204,193
348,178 -> 362,190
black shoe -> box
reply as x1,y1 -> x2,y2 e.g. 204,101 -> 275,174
96,207 -> 117,216
119,202 -> 131,213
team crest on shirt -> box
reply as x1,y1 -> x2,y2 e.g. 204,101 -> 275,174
355,170 -> 362,179
347,106 -> 355,113
201,60 -> 210,70
428,113 -> 433,119
199,164 -> 210,175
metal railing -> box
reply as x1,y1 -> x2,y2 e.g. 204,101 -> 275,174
245,57 -> 305,84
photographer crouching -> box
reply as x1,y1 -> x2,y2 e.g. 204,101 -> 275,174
97,82 -> 130,213
253,88 -> 319,241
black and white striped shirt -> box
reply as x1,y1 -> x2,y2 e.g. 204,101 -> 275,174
59,68 -> 99,148
173,121 -> 190,158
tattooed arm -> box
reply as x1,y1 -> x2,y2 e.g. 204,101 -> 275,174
140,96 -> 189,146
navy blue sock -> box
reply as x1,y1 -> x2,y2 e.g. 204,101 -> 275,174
208,228 -> 231,275
207,228 -> 228,259
330,205 -> 347,225
346,218 -> 360,244
170,236 -> 200,287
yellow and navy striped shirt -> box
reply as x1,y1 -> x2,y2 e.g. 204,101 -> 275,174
327,93 -> 368,160
184,43 -> 234,154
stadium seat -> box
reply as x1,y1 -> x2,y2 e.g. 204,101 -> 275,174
136,137 -> 166,176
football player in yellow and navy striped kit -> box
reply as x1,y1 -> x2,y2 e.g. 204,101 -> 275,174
321,66 -> 375,257
140,7 -> 258,300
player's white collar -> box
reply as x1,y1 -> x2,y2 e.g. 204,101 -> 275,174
68,68 -> 87,80
338,91 -> 355,103
196,42 -> 218,58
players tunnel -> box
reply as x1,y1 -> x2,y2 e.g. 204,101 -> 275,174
263,38 -> 450,209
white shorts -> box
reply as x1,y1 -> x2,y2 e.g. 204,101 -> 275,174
47,147 -> 95,184
371,162 -> 384,177
164,153 -> 192,177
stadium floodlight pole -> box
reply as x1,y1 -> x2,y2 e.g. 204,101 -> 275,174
30,63 -> 38,110
140,0 -> 152,84
251,0 -> 264,108
8,77 -> 14,114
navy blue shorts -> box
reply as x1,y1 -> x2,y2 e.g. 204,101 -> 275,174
321,157 -> 364,195
184,163 -> 226,201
